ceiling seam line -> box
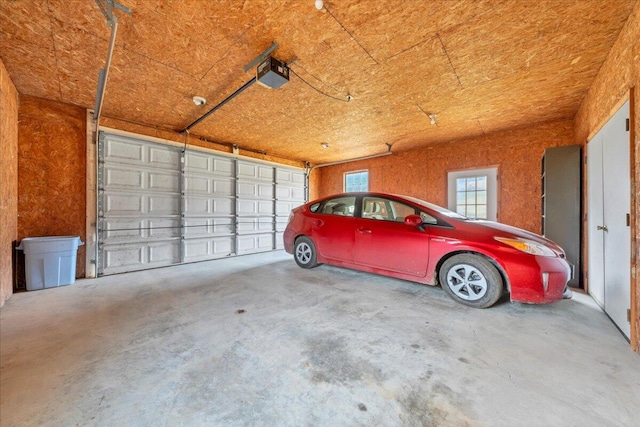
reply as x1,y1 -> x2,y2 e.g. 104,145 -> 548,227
324,6 -> 378,65
199,25 -> 255,82
436,0 -> 509,37
45,0 -> 63,100
437,33 -> 462,87
476,118 -> 486,135
294,64 -> 344,94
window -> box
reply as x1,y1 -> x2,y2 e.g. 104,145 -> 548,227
319,196 -> 356,216
361,197 -> 416,222
447,168 -> 497,221
344,170 -> 368,192
456,176 -> 487,219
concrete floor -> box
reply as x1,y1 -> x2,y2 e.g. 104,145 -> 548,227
1,251 -> 639,426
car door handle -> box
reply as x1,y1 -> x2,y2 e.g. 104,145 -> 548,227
357,228 -> 372,234
313,219 -> 324,227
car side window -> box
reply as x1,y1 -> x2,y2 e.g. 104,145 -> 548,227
319,196 -> 356,217
362,197 -> 417,222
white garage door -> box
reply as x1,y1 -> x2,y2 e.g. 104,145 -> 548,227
97,132 -> 305,276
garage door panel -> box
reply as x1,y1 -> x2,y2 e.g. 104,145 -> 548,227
185,153 -> 234,176
148,218 -> 181,238
237,199 -> 273,216
212,158 -> 234,176
276,169 -> 305,186
104,193 -> 145,215
100,218 -> 180,243
184,197 -> 233,216
275,231 -> 285,249
183,237 -> 234,261
104,244 -> 144,268
275,219 -> 288,232
276,200 -> 302,216
100,218 -> 146,242
184,217 -> 234,236
185,174 -> 233,194
185,175 -> 210,193
185,151 -> 209,171
101,240 -> 180,275
103,192 -> 180,217
148,170 -> 180,192
148,146 -> 181,169
105,167 -> 144,190
237,233 -> 274,254
148,194 -> 180,215
149,241 -> 181,263
238,162 -> 274,182
276,186 -> 304,201
184,176 -> 234,196
104,138 -> 145,164
104,135 -> 180,170
238,181 -> 274,199
237,217 -> 274,234
99,132 -> 305,275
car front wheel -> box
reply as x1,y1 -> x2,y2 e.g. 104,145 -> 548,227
294,236 -> 319,269
439,254 -> 503,308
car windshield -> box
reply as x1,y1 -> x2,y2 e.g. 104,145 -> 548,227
399,195 -> 468,220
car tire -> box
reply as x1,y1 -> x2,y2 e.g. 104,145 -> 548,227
294,236 -> 319,269
439,254 -> 503,308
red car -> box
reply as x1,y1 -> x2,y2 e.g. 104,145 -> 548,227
284,192 -> 571,308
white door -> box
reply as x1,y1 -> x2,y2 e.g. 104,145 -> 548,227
588,100 -> 631,339
587,132 -> 605,306
602,100 -> 631,339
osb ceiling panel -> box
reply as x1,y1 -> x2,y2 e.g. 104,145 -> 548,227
0,0 -> 635,164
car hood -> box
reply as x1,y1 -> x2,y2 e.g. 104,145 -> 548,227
468,220 -> 564,253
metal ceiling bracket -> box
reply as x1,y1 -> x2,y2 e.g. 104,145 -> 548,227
93,0 -> 131,278
309,145 -> 393,173
93,0 -> 131,123
95,0 -> 131,27
244,42 -> 279,73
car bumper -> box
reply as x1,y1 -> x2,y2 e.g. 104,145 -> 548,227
506,255 -> 571,304
283,228 -> 295,254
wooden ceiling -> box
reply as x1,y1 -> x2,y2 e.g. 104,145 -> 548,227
0,0 -> 634,164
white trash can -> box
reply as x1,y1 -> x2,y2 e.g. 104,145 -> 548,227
17,236 -> 84,291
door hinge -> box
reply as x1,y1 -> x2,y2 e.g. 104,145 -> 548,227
626,118 -> 630,132
628,309 -> 631,323
627,213 -> 631,227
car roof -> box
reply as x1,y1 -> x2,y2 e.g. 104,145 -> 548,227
311,192 -> 467,219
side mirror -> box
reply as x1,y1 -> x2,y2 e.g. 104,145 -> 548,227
404,214 -> 423,227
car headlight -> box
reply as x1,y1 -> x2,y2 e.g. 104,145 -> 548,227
494,237 -> 556,257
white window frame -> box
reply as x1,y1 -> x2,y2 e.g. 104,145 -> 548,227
447,167 -> 498,221
344,169 -> 369,192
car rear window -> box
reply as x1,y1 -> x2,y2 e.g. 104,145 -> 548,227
318,196 -> 356,216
